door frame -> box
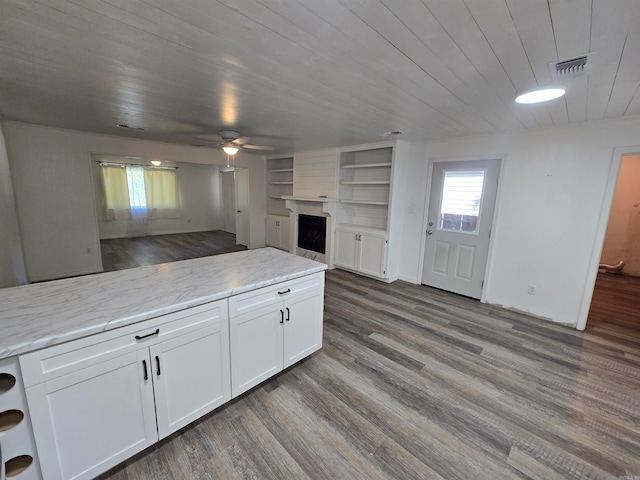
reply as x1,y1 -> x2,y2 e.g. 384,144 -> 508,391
576,145 -> 640,331
417,154 -> 506,303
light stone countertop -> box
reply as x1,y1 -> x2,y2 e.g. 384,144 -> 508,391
0,248 -> 326,359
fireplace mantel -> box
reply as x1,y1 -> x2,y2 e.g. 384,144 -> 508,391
281,196 -> 337,203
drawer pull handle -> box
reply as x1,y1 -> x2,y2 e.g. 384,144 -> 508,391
286,307 -> 290,322
278,288 -> 291,295
280,310 -> 284,324
135,328 -> 160,341
142,360 -> 148,381
155,356 -> 161,376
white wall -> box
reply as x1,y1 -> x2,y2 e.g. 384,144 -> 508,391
398,116 -> 640,327
0,123 -> 27,287
4,122 -> 266,282
93,159 -> 223,239
599,154 -> 640,276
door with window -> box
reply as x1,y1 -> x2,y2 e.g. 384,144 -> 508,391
421,159 -> 500,299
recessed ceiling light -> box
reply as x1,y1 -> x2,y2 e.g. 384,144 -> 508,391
116,124 -> 146,131
515,85 -> 566,104
150,160 -> 162,166
379,130 -> 404,137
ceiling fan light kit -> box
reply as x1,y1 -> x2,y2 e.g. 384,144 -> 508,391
222,145 -> 239,155
515,85 -> 566,104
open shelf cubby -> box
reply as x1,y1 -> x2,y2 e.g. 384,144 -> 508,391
337,147 -> 393,229
267,156 -> 294,217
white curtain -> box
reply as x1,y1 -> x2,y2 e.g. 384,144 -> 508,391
144,168 -> 181,219
100,164 -> 130,221
126,165 -> 148,237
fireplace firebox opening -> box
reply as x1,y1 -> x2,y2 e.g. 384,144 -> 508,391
298,214 -> 327,254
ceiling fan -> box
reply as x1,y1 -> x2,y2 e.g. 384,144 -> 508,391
193,130 -> 274,155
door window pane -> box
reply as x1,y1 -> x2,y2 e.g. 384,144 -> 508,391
438,170 -> 485,234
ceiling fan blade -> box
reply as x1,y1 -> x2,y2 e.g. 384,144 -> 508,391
234,136 -> 252,145
243,144 -> 275,151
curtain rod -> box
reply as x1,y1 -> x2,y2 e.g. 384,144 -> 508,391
96,161 -> 178,170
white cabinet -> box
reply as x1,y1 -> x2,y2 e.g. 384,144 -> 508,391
150,318 -> 230,439
335,226 -> 387,279
266,215 -> 290,252
228,272 -> 324,397
20,300 -> 230,480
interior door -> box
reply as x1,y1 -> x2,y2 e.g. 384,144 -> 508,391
421,159 -> 500,299
220,170 -> 236,234
235,168 -> 250,247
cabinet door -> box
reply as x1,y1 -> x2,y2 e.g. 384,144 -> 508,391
334,228 -> 359,270
25,350 -> 157,480
229,304 -> 284,397
266,217 -> 279,247
359,231 -> 388,278
151,321 -> 231,439
283,288 -> 324,369
279,217 -> 290,252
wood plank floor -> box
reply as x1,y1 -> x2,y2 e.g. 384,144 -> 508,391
98,269 -> 640,480
587,272 -> 640,332
100,231 -> 246,272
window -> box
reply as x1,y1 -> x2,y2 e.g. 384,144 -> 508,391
438,169 -> 485,234
100,164 -> 181,221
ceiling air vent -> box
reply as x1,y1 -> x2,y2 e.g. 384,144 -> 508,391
550,54 -> 591,80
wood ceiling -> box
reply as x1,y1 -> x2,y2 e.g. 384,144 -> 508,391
1,0 -> 639,154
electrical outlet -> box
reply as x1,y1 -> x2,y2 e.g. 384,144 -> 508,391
86,247 -> 92,254
527,284 -> 536,295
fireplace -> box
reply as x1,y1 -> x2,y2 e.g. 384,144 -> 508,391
297,214 -> 327,254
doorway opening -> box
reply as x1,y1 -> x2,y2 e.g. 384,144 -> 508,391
585,153 -> 640,334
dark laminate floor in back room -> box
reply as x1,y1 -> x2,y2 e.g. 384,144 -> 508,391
98,268 -> 640,480
100,230 -> 246,271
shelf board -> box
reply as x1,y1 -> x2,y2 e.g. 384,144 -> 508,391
269,168 -> 294,173
339,200 -> 389,206
340,180 -> 390,185
281,196 -> 338,203
341,162 -> 392,169
268,195 -> 284,199
269,181 -> 294,185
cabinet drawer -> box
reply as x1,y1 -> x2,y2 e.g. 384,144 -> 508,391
228,272 -> 324,318
20,299 -> 228,388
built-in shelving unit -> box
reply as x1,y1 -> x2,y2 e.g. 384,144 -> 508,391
266,156 -> 294,217
337,147 -> 393,229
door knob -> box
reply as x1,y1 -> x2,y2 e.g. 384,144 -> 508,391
427,230 -> 433,235
237,210 -> 241,213
428,221 -> 433,226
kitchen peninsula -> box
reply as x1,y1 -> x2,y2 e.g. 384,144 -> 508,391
0,248 -> 326,480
